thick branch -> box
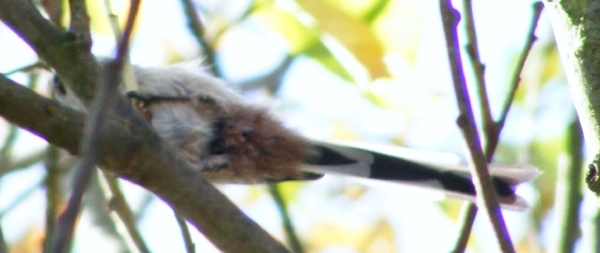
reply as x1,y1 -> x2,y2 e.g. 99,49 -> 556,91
0,0 -> 98,103
1,1 -> 290,251
67,0 -> 92,51
0,72 -> 288,253
543,1 -> 600,196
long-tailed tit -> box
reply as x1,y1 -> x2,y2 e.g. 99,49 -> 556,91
53,62 -> 538,210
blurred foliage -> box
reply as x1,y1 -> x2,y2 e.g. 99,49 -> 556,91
0,0 -> 582,252
9,228 -> 44,253
253,2 -> 356,82
304,218 -> 397,253
293,0 -> 388,79
276,182 -> 309,203
249,0 -> 423,86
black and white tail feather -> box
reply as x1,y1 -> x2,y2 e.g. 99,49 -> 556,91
52,61 -> 538,211
303,140 -> 538,210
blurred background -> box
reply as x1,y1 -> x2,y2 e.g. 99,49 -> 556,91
0,0 -> 585,252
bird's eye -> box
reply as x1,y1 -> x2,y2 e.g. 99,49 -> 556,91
52,75 -> 67,96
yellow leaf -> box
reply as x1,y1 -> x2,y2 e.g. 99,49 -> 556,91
276,182 -> 307,202
296,0 -> 389,79
253,4 -> 355,82
9,227 -> 44,253
372,0 -> 423,65
361,220 -> 398,253
253,4 -> 320,54
324,0 -> 390,21
304,218 -> 397,252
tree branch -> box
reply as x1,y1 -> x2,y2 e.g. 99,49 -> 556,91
43,146 -> 63,252
49,0 -> 137,249
268,185 -> 304,253
494,2 -> 544,152
67,0 -> 91,52
543,0 -> 600,197
179,0 -> 221,77
462,0 -> 493,141
42,0 -> 63,26
0,70 -> 289,253
175,214 -> 196,253
0,0 -> 99,103
438,0 -> 514,251
100,172 -> 151,253
451,2 -> 544,251
0,0 -> 291,251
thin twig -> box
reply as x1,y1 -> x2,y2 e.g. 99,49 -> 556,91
49,1 -> 142,252
103,0 -> 138,93
450,204 -> 477,252
493,1 -> 544,151
181,7 -> 291,250
94,6 -> 148,249
102,0 -> 122,42
450,2 -> 544,252
0,150 -> 46,177
452,0 -> 494,248
236,55 -> 294,93
135,194 -> 155,223
175,214 -> 196,253
42,0 -> 64,25
110,0 -> 195,249
268,185 -> 304,253
0,125 -> 18,168
2,61 -> 49,76
67,0 -> 91,51
100,172 -> 151,253
212,3 -> 262,42
114,1 -> 141,60
462,0 -> 494,142
179,0 -> 220,77
122,12 -> 283,246
551,117 -> 583,253
438,0 -> 514,252
0,178 -> 45,218
48,84 -> 107,253
43,146 -> 62,253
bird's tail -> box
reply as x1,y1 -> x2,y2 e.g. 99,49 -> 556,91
302,140 -> 539,210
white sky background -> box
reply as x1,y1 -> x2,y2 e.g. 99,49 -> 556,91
0,0 -> 576,252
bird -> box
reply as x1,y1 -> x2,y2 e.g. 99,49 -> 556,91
53,61 -> 538,210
